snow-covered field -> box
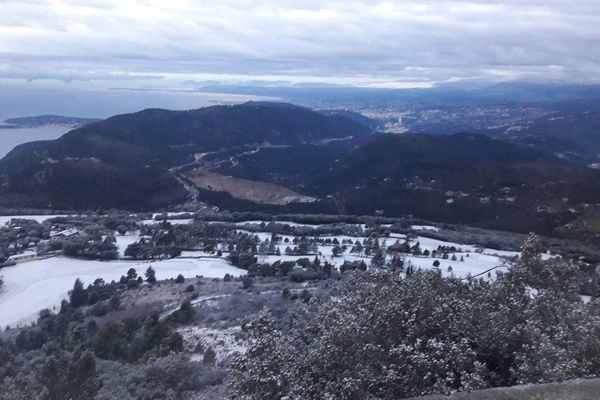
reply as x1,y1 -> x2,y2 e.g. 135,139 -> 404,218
114,232 -> 141,257
404,253 -> 509,278
0,214 -> 68,226
233,220 -> 316,228
140,218 -> 194,225
411,225 -> 440,232
0,214 -> 551,329
0,256 -> 245,328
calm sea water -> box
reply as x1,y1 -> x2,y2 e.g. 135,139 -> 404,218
0,125 -> 71,159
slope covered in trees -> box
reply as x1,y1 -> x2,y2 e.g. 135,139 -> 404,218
303,133 -> 600,236
1,103 -> 600,239
230,236 -> 600,399
0,102 -> 371,210
1,222 -> 600,399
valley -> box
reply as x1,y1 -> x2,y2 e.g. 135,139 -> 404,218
2,99 -> 600,399
1,102 -> 600,244
0,210 -> 590,329
4,1 -> 600,398
0,209 -> 598,399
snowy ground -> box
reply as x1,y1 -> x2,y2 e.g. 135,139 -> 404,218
235,225 -> 524,276
233,220 -> 317,228
404,253 -> 509,278
0,215 -> 553,329
114,231 -> 141,258
180,326 -> 245,362
0,214 -> 68,226
140,218 -> 194,225
411,225 -> 440,232
0,256 -> 245,328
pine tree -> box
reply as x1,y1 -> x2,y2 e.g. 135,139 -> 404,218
371,247 -> 386,268
145,266 -> 157,284
203,346 -> 216,364
69,279 -> 87,308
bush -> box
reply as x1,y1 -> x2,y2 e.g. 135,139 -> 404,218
90,302 -> 108,317
241,276 -> 253,290
230,252 -> 600,399
203,347 -> 216,365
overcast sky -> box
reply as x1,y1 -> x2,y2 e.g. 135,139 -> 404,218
1,0 -> 600,90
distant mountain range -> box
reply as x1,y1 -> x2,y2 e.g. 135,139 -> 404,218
0,115 -> 101,129
497,111 -> 600,165
192,81 -> 600,106
1,101 -> 599,241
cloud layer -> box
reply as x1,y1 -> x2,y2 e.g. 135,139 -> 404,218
1,0 -> 599,88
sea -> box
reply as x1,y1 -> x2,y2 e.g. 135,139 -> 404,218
0,124 -> 70,158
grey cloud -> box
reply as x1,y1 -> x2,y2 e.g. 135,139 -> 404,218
0,0 -> 598,87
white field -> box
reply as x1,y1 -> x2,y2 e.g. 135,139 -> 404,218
233,220 -> 317,228
151,212 -> 192,218
0,256 -> 245,328
0,215 -> 551,329
404,253 -> 509,278
140,218 -> 194,225
114,231 -> 141,257
179,250 -> 217,258
411,225 -> 440,232
0,214 -> 69,226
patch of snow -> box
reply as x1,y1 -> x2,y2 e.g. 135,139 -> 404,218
234,220 -> 315,227
411,225 -> 440,232
0,256 -> 244,328
114,231 -> 140,258
179,250 -> 217,258
405,252 -> 508,279
151,212 -> 191,218
415,236 -> 478,253
482,248 -> 520,258
140,218 -> 194,226
0,214 -> 68,226
179,326 -> 246,362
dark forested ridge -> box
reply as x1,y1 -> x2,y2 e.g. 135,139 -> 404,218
0,102 -> 371,210
305,133 -> 600,237
1,102 -> 600,240
500,110 -> 600,164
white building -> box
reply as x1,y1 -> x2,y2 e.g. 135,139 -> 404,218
8,249 -> 38,264
50,228 -> 80,240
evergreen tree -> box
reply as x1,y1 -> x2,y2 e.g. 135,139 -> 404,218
69,279 -> 87,308
126,268 -> 137,280
145,266 -> 157,284
517,232 -> 544,277
39,348 -> 98,400
203,346 -> 216,365
371,247 -> 386,268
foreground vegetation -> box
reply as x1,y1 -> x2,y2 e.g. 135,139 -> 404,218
231,235 -> 600,399
1,234 -> 600,399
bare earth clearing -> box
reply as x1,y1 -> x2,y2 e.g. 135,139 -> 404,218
185,169 -> 316,205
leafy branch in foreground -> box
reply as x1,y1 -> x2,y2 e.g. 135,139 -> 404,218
230,235 -> 600,399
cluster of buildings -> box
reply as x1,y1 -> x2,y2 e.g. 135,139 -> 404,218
6,227 -> 81,264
